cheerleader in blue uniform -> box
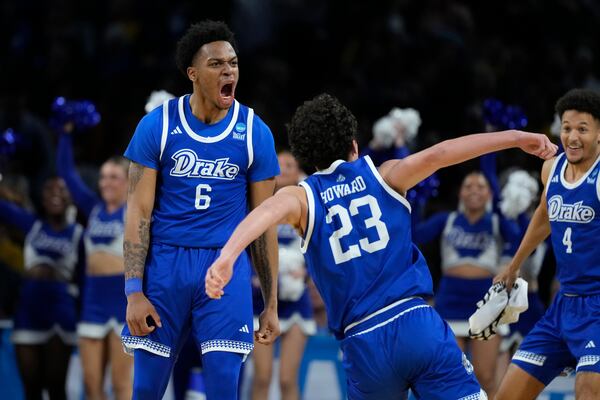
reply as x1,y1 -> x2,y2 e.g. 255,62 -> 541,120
413,170 -> 521,398
0,177 -> 84,400
251,151 -> 316,400
57,132 -> 131,400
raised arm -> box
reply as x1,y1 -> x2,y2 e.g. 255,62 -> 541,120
379,130 -> 557,194
494,158 -> 554,289
123,162 -> 161,335
0,200 -> 36,233
205,186 -> 305,299
57,134 -> 100,217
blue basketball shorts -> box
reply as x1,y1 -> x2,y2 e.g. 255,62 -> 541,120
121,243 -> 254,361
78,274 -> 127,338
512,292 -> 600,384
340,297 -> 485,400
12,278 -> 77,345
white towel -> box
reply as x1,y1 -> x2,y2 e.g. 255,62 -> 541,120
468,278 -> 529,340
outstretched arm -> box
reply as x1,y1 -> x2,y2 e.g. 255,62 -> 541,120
123,162 -> 162,336
379,130 -> 557,194
57,134 -> 100,217
494,158 -> 554,289
0,200 -> 36,233
205,186 -> 304,297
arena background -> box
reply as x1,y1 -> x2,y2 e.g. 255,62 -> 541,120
1,0 -> 599,398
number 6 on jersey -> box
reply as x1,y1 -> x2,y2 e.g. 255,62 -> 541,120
326,194 -> 390,264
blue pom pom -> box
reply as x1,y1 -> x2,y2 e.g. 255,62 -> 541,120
50,97 -> 101,133
483,99 -> 528,130
407,173 -> 440,205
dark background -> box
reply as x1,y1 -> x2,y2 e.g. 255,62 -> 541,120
1,0 -> 599,300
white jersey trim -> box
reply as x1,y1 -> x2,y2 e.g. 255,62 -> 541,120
344,296 -> 419,334
364,155 -> 412,212
247,108 -> 255,168
178,96 -> 239,143
159,99 -> 170,161
121,335 -> 171,358
314,159 -> 345,175
545,153 -> 564,198
347,305 -> 430,338
299,182 -> 316,254
559,152 -> 600,189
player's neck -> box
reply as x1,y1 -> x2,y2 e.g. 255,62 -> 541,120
46,214 -> 67,231
565,150 -> 600,181
189,92 -> 229,125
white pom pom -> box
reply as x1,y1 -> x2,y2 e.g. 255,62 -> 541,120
278,245 -> 306,301
388,108 -> 422,141
499,170 -> 539,218
372,116 -> 397,148
145,90 -> 175,114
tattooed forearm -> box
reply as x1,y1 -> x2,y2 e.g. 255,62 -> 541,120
250,233 -> 272,301
128,162 -> 145,195
124,218 -> 150,279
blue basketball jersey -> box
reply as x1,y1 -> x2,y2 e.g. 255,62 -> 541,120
85,203 -> 125,257
546,152 -> 600,294
125,95 -> 279,248
25,220 -> 84,281
440,211 -> 502,274
300,156 -> 433,338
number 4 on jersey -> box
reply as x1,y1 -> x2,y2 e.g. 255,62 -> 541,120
562,227 -> 573,254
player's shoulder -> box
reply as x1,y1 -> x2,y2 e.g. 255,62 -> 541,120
541,154 -> 562,184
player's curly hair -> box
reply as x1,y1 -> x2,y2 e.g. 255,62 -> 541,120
288,94 -> 357,170
556,88 -> 600,123
175,20 -> 237,77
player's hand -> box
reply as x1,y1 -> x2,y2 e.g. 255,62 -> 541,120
515,131 -> 558,160
205,255 -> 234,299
493,265 -> 519,293
126,292 -> 162,336
255,307 -> 280,345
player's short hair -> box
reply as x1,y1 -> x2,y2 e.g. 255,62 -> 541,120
555,88 -> 600,123
175,20 -> 237,77
288,93 -> 357,170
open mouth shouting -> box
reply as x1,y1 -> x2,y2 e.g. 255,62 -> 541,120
219,81 -> 235,108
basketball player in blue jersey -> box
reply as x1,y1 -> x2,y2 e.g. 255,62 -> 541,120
0,177 -> 84,400
494,89 -> 600,399
205,93 -> 557,400
121,20 -> 280,400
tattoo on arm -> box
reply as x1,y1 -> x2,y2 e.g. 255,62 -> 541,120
124,218 -> 150,279
128,162 -> 145,195
250,234 -> 272,301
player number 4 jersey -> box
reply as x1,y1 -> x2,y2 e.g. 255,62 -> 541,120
546,152 -> 600,294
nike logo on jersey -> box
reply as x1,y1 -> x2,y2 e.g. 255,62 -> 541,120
548,195 -> 595,223
239,324 -> 250,333
170,126 -> 183,135
585,341 -> 596,349
170,149 -> 240,180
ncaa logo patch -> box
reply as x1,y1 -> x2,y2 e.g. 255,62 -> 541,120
235,122 -> 247,133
